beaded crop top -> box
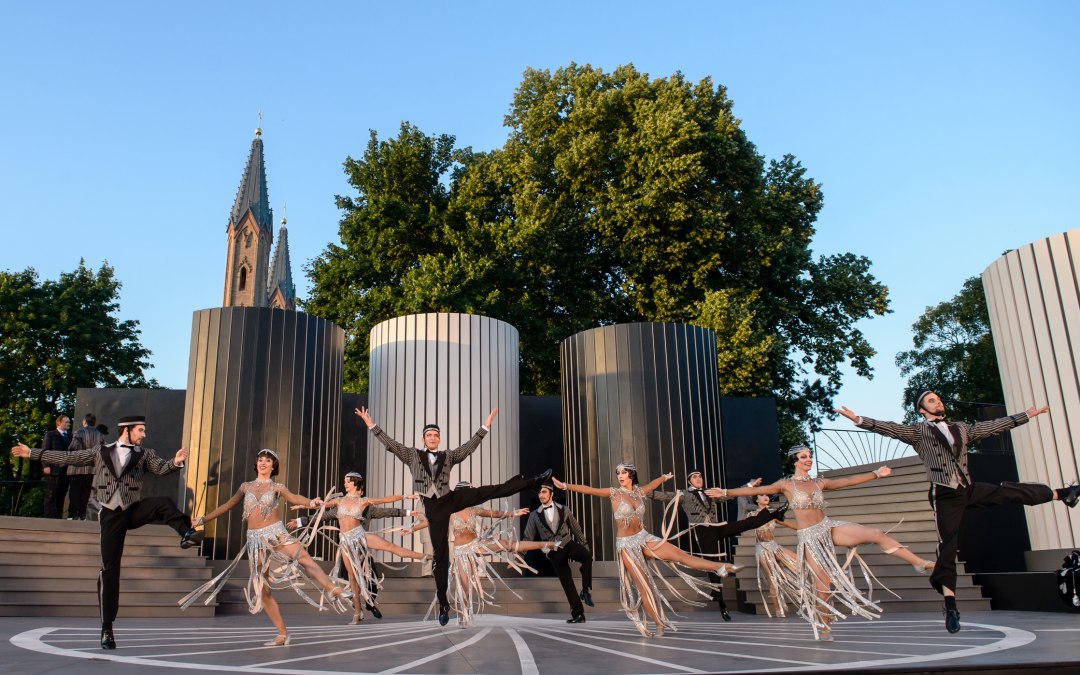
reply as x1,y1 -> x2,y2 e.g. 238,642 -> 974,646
334,495 -> 367,519
755,513 -> 776,541
610,486 -> 646,528
242,480 -> 283,520
787,478 -> 827,510
451,511 -> 479,538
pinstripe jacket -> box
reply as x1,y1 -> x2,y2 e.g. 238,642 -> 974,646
30,442 -> 182,509
523,502 -> 588,547
650,488 -> 729,525
856,412 -> 1029,489
65,426 -> 105,477
370,425 -> 488,499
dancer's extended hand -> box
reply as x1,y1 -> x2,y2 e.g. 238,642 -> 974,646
10,442 -> 29,458
355,406 -> 375,429
552,477 -> 567,489
485,408 -> 499,428
748,477 -> 763,487
406,494 -> 418,501
513,507 -> 529,517
409,510 -> 424,518
705,488 -> 725,499
286,518 -> 300,529
834,406 -> 859,423
173,447 -> 188,466
662,472 -> 674,482
875,466 -> 892,478
1027,405 -> 1050,418
194,516 -> 205,527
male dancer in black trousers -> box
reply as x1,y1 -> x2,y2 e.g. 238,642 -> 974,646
523,481 -> 593,623
12,415 -> 201,649
837,391 -> 1080,633
356,406 -> 551,626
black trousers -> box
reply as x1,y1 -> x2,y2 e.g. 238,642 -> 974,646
929,481 -> 1053,595
547,540 -> 592,617
98,497 -> 191,625
67,475 -> 93,519
691,508 -> 778,605
422,474 -> 531,609
42,473 -> 69,519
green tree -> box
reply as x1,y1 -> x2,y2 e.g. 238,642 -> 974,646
306,63 -> 891,444
896,275 -> 1004,423
0,261 -> 156,515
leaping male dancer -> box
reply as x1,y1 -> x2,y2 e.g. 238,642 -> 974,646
837,391 -> 1079,634
356,406 -> 551,625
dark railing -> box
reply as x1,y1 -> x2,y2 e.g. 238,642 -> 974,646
811,428 -> 914,474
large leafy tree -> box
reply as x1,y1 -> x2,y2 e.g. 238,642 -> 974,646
0,261 -> 156,515
306,63 -> 890,444
896,275 -> 1004,423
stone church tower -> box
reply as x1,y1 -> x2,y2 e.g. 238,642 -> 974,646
223,122 -> 295,309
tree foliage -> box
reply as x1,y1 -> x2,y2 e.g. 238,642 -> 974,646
0,261 -> 156,515
896,275 -> 1004,423
305,63 -> 890,444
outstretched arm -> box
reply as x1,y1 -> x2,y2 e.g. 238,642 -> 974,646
280,485 -> 323,510
366,494 -> 415,507
706,480 -> 784,499
552,477 -> 610,498
966,407 -> 1045,444
476,507 -> 529,519
197,485 -> 245,525
16,442 -> 96,467
641,472 -> 675,495
821,465 -> 890,490
835,406 -> 920,445
446,408 -> 499,465
356,407 -> 414,464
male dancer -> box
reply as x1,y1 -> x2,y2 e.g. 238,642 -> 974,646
12,415 -> 200,649
523,481 -> 593,623
653,471 -> 783,621
837,391 -> 1080,633
355,406 -> 551,625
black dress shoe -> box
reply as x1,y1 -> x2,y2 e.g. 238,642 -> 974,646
944,606 -> 961,633
368,605 -> 383,619
567,615 -> 586,623
720,607 -> 732,622
438,605 -> 450,626
1062,484 -> 1080,508
180,528 -> 204,549
529,468 -> 553,490
100,627 -> 116,650
579,589 -> 594,607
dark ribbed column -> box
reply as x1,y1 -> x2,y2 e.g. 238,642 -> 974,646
181,307 -> 344,560
560,323 -> 724,561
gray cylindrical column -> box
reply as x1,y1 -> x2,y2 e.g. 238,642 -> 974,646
366,313 -> 520,561
181,307 -> 344,560
983,229 -> 1080,552
560,322 -> 724,561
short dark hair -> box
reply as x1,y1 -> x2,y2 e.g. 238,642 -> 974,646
254,449 -> 280,477
83,413 -> 97,427
344,473 -> 364,491
616,464 -> 639,486
96,424 -> 109,436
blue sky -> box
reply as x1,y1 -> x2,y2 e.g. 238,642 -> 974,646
2,2 -> 1077,428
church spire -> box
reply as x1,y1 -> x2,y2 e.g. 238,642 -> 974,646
267,206 -> 296,310
223,122 -> 275,308
228,126 -> 273,235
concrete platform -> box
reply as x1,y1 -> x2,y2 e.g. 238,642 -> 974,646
3,609 -> 1079,674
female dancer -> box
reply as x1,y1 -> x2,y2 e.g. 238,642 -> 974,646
746,494 -> 798,617
411,481 -> 559,627
553,464 -> 738,637
179,449 -> 348,646
295,471 -> 429,624
711,445 -> 934,640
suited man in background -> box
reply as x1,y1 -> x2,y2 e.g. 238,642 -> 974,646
12,414 -> 201,649
523,481 -> 593,623
356,406 -> 551,626
65,413 -> 104,520
838,390 -> 1080,634
40,415 -> 72,518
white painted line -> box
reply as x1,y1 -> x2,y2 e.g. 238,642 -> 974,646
519,627 -> 711,673
376,627 -> 492,674
505,628 -> 540,675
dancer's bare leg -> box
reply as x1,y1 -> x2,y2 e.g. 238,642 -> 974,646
621,550 -> 662,634
261,586 -> 288,643
832,523 -> 933,569
806,556 -> 832,638
341,555 -> 362,620
644,540 -> 736,574
277,541 -> 342,595
367,534 -> 428,560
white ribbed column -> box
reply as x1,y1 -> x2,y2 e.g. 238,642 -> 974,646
983,228 -> 1080,551
366,313 -> 520,559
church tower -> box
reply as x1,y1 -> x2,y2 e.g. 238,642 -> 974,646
267,208 -> 296,310
223,121 -> 274,307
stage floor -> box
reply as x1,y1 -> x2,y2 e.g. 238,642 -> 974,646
4,610 -> 1079,674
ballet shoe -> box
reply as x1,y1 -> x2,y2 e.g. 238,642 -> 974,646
264,633 -> 290,647
914,560 -> 935,574
350,612 -> 363,625
817,627 -> 833,642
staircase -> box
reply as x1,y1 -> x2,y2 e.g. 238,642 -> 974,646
732,456 -> 991,614
0,516 -> 216,618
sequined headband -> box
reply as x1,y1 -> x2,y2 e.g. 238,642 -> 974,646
345,471 -> 363,481
615,463 -> 637,473
257,448 -> 279,459
786,444 -> 811,457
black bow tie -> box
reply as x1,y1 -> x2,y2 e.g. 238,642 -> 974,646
119,444 -> 134,449
540,505 -> 553,512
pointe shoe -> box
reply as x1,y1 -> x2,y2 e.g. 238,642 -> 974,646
264,633 -> 290,647
716,563 -> 740,578
818,626 -> 833,642
654,624 -> 665,638
350,612 -> 363,625
914,560 -> 934,574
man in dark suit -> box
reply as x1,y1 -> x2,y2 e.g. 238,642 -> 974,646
523,482 -> 593,623
65,413 -> 104,520
837,391 -> 1080,633
12,414 -> 201,649
356,406 -> 551,626
40,415 -> 72,518
657,472 -> 784,621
